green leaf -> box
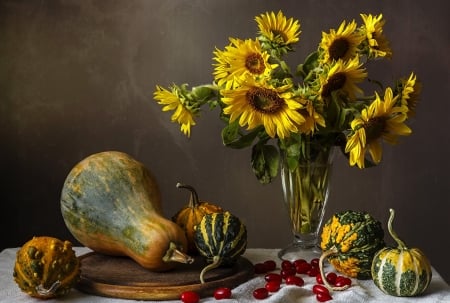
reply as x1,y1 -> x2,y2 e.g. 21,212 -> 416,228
297,51 -> 319,79
278,136 -> 301,171
296,63 -> 306,78
222,122 -> 261,149
251,144 -> 280,184
285,156 -> 299,171
221,121 -> 239,145
192,86 -> 215,101
303,51 -> 319,70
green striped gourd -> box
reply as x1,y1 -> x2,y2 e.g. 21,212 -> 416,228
194,211 -> 247,283
319,210 -> 385,290
371,209 -> 432,297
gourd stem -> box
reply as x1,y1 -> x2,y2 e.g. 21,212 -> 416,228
35,281 -> 61,297
199,256 -> 221,284
319,246 -> 350,291
388,208 -> 407,249
177,183 -> 200,207
163,242 -> 194,264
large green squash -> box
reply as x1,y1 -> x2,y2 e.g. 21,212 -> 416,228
60,151 -> 193,272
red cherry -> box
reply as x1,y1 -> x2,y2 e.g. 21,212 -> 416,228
265,281 -> 281,292
293,259 -> 307,267
281,267 -> 297,279
180,291 -> 200,303
326,272 -> 337,285
285,275 -> 304,286
307,267 -> 320,277
263,260 -> 277,271
253,287 -> 269,300
310,258 -> 320,267
316,273 -> 324,284
213,287 -> 231,300
254,263 -> 267,274
335,276 -> 352,287
264,273 -> 282,283
295,262 -> 312,274
312,284 -> 330,295
281,260 -> 294,270
316,292 -> 333,302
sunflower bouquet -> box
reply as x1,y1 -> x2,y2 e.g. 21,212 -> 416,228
153,11 -> 420,184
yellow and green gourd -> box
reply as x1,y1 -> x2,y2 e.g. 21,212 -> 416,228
319,210 -> 385,290
194,211 -> 247,284
371,209 -> 432,297
13,236 -> 80,299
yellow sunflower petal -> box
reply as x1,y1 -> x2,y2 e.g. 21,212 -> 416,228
368,140 -> 383,164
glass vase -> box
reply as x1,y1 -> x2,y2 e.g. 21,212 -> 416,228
278,145 -> 334,261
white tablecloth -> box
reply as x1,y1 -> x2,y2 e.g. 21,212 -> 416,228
1,247 -> 449,302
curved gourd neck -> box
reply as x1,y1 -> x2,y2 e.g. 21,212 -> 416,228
388,208 -> 408,250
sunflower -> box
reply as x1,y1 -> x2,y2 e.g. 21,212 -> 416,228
297,99 -> 326,135
319,57 -> 367,101
221,77 -> 305,139
213,38 -> 276,89
345,87 -> 411,168
154,85 -> 196,137
255,10 -> 301,46
319,20 -> 365,64
360,14 -> 392,59
395,72 -> 421,118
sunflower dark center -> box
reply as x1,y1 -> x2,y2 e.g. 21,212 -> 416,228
329,38 -> 350,60
246,87 -> 284,113
321,72 -> 347,97
271,29 -> 288,43
245,53 -> 265,74
365,116 -> 387,142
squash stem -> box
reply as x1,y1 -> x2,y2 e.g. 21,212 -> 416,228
177,183 -> 200,207
163,242 -> 194,264
199,256 -> 221,284
35,281 -> 61,298
388,208 -> 407,249
319,246 -> 350,291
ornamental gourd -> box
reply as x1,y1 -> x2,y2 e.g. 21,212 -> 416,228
13,236 -> 80,299
371,209 -> 432,297
60,151 -> 193,272
319,210 -> 385,290
172,183 -> 224,254
194,211 -> 247,284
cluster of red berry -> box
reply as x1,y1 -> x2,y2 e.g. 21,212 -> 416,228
252,258 -> 352,301
179,258 -> 352,302
180,286 -> 232,303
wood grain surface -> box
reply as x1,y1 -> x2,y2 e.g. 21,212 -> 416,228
76,252 -> 255,300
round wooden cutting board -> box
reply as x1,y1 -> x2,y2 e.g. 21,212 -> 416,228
76,252 -> 255,300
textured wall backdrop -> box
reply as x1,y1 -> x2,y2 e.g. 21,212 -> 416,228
1,0 -> 449,283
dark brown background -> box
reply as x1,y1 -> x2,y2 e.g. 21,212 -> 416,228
1,0 -> 449,283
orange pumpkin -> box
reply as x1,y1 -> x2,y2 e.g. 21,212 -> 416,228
172,183 -> 224,254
